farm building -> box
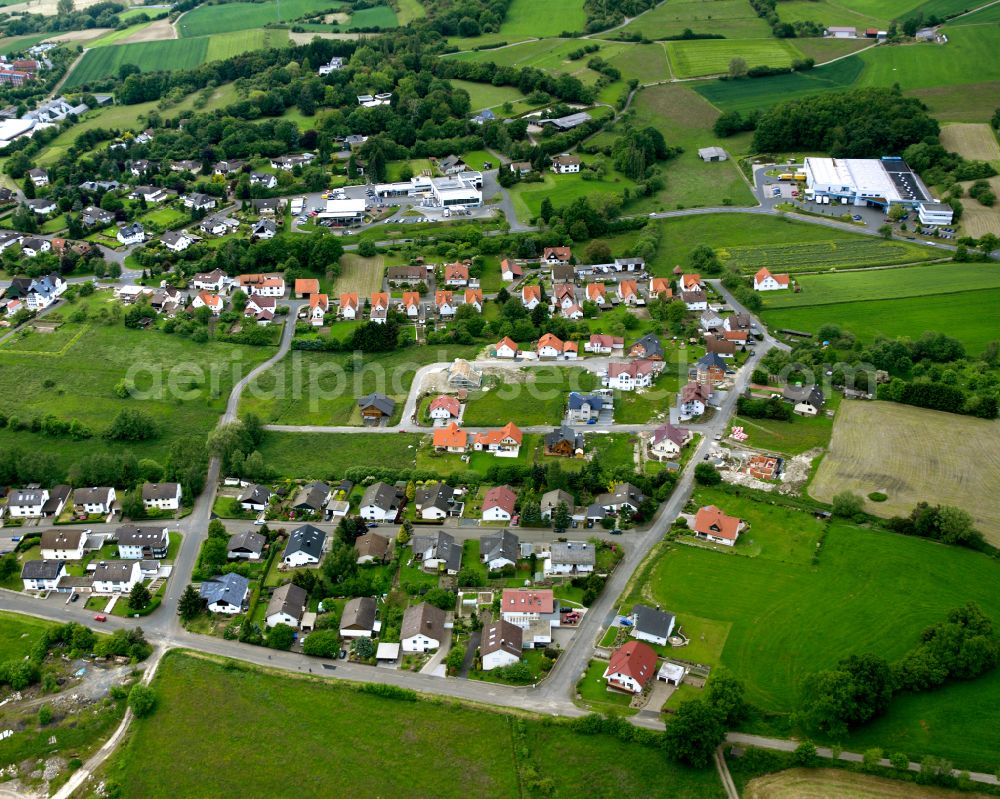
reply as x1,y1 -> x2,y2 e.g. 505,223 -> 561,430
697,147 -> 728,162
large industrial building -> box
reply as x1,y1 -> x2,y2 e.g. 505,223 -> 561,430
316,198 -> 367,227
803,156 -> 952,225
372,171 -> 483,209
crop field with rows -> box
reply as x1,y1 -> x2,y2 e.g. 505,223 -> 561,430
718,238 -> 939,273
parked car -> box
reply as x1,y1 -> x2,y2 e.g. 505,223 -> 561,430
94,614 -> 107,622
70,593 -> 79,602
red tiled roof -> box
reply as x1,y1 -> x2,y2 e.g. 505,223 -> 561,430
483,485 -> 517,515
430,395 -> 460,416
606,640 -> 657,686
433,422 -> 467,449
502,588 -> 554,614
693,505 -> 741,540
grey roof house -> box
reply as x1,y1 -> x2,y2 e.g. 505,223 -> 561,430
283,524 -> 326,566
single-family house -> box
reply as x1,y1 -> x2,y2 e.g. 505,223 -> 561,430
411,530 -> 462,574
551,154 -> 581,174
681,289 -> 708,311
552,283 -> 576,310
480,530 -> 519,571
540,489 -> 574,521
693,505 -> 744,547
495,336 -> 519,359
27,168 -> 48,187
473,422 -> 523,457
705,336 -> 737,358
433,422 -> 468,453
501,589 -> 560,634
200,572 -> 250,614
192,291 -> 223,316
699,309 -> 724,331
414,482 -> 455,521
542,246 -> 571,265
585,283 -> 607,306
245,295 -> 276,325
604,360 -> 655,391
521,285 -> 542,310
192,269 -> 230,292
464,288 -> 484,312
482,485 -> 517,522
585,334 -> 622,356
309,293 -> 329,326
238,483 -> 272,512
501,259 -> 522,281
617,280 -> 639,306
92,560 -> 142,594
25,199 -> 56,215
161,230 -> 195,253
544,541 -> 595,576
753,267 -> 790,291
116,525 -> 168,559
7,488 -> 49,518
359,481 -> 403,522
355,532 -> 391,564
340,596 -> 378,638
141,482 -> 181,511
116,223 -> 144,246
544,425 -> 583,458
21,560 -> 66,592
182,192 -> 216,212
292,481 -> 331,514
340,292 -> 360,319
629,334 -> 664,361
283,524 -> 326,566
251,219 -> 277,240
370,291 -> 391,324
429,395 -> 461,424
603,640 -> 657,693
357,392 -> 396,423
782,385 -> 825,416
72,486 -> 116,515
725,312 -> 752,333
238,273 -> 285,298
537,332 -> 568,359
679,381 -> 711,419
509,161 -> 532,176
250,172 -> 277,189
81,205 -> 114,228
39,528 -> 87,560
228,529 -> 266,560
696,352 -> 730,383
443,262 -> 469,287
266,582 -> 307,628
401,602 -> 446,653
435,290 -> 456,319
566,391 -> 605,423
631,604 -> 676,646
20,237 -> 50,258
171,159 -> 202,173
129,186 -> 166,203
597,482 -> 646,514
648,424 -> 691,460
649,277 -> 672,298
480,620 -> 523,670
400,291 -> 422,319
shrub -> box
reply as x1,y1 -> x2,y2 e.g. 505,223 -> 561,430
868,491 -> 888,502
128,684 -> 156,718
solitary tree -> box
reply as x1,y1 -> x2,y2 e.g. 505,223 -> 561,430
552,502 -> 571,534
728,57 -> 748,79
178,585 -> 203,621
128,684 -> 156,717
831,491 -> 864,518
128,582 -> 151,611
662,699 -> 726,767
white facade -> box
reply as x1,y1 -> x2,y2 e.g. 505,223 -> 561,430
482,647 -> 520,671
22,564 -> 66,591
482,505 -> 512,522
402,632 -> 440,653
8,489 -> 48,518
143,484 -> 181,510
266,610 -> 300,628
92,561 -> 142,594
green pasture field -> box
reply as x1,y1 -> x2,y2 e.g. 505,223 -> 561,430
0,33 -> 52,55
617,0 -> 772,40
606,42 -> 670,84
205,28 -> 289,61
630,516 -> 1000,768
761,287 -> 998,354
694,55 -> 863,113
774,0 -> 921,29
88,24 -> 151,48
448,79 -> 524,110
717,236 -> 940,273
0,612 -> 52,661
238,345 -> 480,426
461,367 -> 599,426
64,39 -> 210,88
666,38 -> 803,78
508,170 -> 637,221
688,486 -> 827,564
790,36 -> 874,63
0,291 -> 274,474
626,82 -> 756,210
395,0 -> 426,24
177,0 -> 333,36
760,262 -> 1000,309
258,431 -> 422,477
856,25 -> 1000,91
947,1 -> 1000,24
449,38 -> 630,86
344,5 -> 398,27
446,0 -> 588,49
106,652 -> 722,799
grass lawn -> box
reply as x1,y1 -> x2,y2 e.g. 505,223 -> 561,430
810,401 -> 1000,544
65,39 -> 211,88
446,0 -> 587,48
761,287 -> 999,355
449,38 -> 629,85
461,367 -> 599,426
385,159 -> 433,182
729,408 -> 835,455
448,80 -> 524,111
624,83 -> 756,211
666,38 -> 803,79
106,651 -> 721,798
239,345 -> 479,426
617,0 -> 772,39
630,517 -> 1000,768
586,433 -> 636,470
689,487 -> 826,564
509,171 -> 637,222
258,431 -> 422,478
0,291 -> 274,475
614,372 -> 681,425
576,659 -> 637,715
457,149 -> 497,171
0,611 -> 52,660
331,253 -> 386,298
792,36 -> 875,63
759,262 -> 1000,310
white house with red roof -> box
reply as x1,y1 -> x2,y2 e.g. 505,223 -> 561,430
482,485 -> 517,522
309,294 -> 329,326
429,395 -> 461,424
586,283 -> 607,304
521,285 -> 542,309
693,505 -> 744,546
542,246 -> 571,265
649,277 -> 672,298
603,640 -> 658,694
192,291 -> 223,315
473,422 -> 523,457
604,361 -> 655,391
443,262 -> 469,287
617,280 -> 639,306
648,424 -> 691,460
495,336 -> 519,359
753,267 -> 790,291
679,273 -> 702,292
501,588 -> 560,631
585,334 -> 623,354
340,292 -> 359,319
501,259 -> 523,281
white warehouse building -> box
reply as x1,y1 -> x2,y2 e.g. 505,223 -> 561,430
372,172 -> 483,208
803,156 -> 952,225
